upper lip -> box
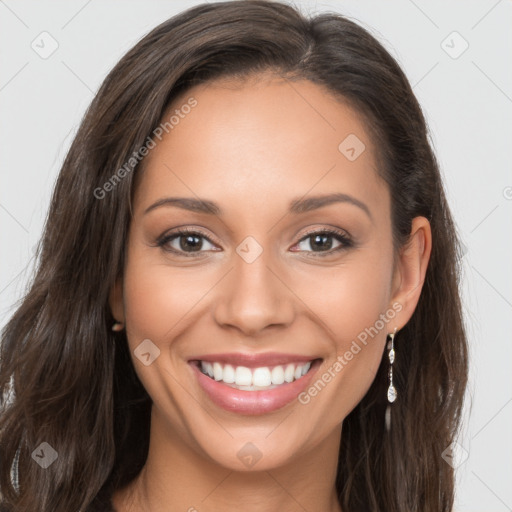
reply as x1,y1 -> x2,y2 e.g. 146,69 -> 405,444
189,352 -> 320,368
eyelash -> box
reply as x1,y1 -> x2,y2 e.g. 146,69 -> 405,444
155,227 -> 353,258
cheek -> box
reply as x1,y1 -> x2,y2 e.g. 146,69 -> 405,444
123,265 -> 183,341
295,251 -> 395,412
297,252 -> 394,344
122,246 -> 217,345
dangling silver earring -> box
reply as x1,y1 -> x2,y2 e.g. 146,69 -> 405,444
112,322 -> 124,332
385,327 -> 397,432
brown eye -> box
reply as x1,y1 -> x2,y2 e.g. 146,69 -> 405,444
292,229 -> 352,256
157,229 -> 218,256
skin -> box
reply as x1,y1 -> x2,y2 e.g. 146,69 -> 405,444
109,73 -> 432,512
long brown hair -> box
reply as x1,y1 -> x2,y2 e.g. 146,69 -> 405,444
0,1 -> 468,510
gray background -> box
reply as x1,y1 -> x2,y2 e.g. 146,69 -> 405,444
1,1 -> 511,510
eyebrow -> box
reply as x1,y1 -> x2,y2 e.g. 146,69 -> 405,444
143,193 -> 373,221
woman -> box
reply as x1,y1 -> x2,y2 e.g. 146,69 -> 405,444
0,1 -> 468,511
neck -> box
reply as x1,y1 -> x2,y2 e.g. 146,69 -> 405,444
112,406 -> 343,512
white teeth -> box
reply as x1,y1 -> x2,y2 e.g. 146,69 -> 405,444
223,364 -> 235,383
213,362 -> 223,381
201,361 -> 215,378
271,366 -> 285,385
302,362 -> 311,376
284,364 -> 295,383
235,366 -> 252,386
199,360 -> 314,388
253,367 -> 272,387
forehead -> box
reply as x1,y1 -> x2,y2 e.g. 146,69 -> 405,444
133,75 -> 387,220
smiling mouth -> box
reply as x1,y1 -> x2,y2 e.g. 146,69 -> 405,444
189,356 -> 323,414
191,359 -> 320,391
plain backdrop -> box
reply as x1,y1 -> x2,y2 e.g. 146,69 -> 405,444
1,1 -> 511,510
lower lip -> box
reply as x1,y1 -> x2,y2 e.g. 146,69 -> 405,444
189,360 -> 321,415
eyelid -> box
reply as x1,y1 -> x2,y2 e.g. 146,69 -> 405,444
291,226 -> 353,255
155,226 -> 219,255
156,226 -> 218,244
297,226 -> 351,241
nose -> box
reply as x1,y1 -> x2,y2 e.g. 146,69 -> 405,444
213,249 -> 295,337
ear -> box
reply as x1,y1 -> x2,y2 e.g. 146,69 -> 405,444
109,276 -> 125,323
389,216 -> 432,329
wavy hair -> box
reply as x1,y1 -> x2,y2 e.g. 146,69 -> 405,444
0,1 -> 468,510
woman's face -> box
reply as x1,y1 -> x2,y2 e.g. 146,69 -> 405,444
111,74 -> 427,471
